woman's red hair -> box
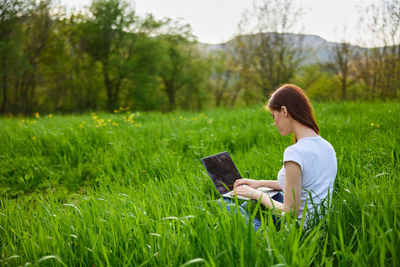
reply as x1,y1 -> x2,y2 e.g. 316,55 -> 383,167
267,84 -> 319,141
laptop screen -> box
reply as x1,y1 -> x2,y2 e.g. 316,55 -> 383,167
201,151 -> 242,194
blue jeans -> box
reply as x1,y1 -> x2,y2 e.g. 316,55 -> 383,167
221,192 -> 284,231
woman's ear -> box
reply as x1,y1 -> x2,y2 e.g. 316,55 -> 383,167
281,106 -> 288,118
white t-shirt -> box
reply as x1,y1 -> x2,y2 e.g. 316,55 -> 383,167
277,136 -> 337,222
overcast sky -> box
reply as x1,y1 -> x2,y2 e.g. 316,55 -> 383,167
60,0 -> 378,47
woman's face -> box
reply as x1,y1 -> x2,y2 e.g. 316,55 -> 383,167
270,107 -> 292,136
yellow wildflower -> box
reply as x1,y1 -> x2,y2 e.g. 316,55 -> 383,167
48,114 -> 53,118
32,136 -> 36,140
34,112 -> 39,118
370,122 -> 374,127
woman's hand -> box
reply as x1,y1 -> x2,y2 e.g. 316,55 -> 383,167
233,185 -> 262,200
234,178 -> 261,189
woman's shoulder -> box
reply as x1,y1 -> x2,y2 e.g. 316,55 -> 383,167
284,136 -> 336,171
285,136 -> 335,156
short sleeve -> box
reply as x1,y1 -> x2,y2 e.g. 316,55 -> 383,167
283,146 -> 303,172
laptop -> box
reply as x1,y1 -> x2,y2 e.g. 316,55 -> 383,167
201,151 -> 280,200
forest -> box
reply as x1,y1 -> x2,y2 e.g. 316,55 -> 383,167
0,0 -> 399,115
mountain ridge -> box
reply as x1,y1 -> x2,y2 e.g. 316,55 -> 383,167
197,33 -> 368,65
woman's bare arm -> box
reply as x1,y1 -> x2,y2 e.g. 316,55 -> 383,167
234,179 -> 283,190
257,180 -> 283,190
282,161 -> 301,214
252,161 -> 302,215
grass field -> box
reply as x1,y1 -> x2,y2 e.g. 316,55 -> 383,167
1,102 -> 399,266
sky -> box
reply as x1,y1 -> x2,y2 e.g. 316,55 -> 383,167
59,0 -> 378,47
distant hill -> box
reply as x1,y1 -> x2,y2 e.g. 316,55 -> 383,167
197,33 -> 367,65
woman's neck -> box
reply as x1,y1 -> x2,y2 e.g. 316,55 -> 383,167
292,120 -> 318,141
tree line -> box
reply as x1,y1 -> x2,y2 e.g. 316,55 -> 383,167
0,0 -> 399,115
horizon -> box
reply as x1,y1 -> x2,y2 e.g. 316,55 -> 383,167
58,0 -> 389,48
198,32 -> 373,49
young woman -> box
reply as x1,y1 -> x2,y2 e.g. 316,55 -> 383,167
231,84 -> 337,229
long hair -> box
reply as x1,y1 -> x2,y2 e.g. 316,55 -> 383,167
267,84 -> 319,142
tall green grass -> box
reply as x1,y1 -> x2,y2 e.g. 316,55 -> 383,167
0,102 -> 399,266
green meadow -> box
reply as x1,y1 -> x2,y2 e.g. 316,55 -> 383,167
1,102 -> 399,266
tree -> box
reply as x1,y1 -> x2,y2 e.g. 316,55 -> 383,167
228,34 -> 258,106
0,0 -> 23,114
16,0 -> 54,114
354,48 -> 379,100
79,0 -> 144,111
295,64 -> 337,100
327,40 -> 359,100
39,15 -> 103,112
119,28 -> 168,111
234,0 -> 307,99
177,53 -> 210,110
360,0 -> 400,99
209,51 -> 236,107
158,22 -> 210,111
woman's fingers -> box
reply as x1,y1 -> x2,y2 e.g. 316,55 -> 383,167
234,185 -> 255,199
234,179 -> 247,188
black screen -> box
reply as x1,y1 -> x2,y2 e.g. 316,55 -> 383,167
201,152 -> 242,194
